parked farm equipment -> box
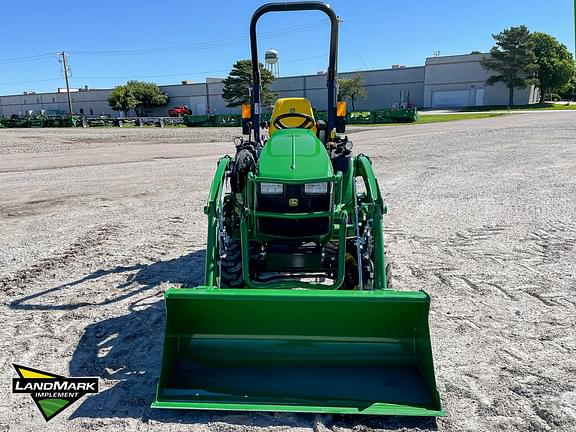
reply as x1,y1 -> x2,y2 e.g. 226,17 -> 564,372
0,114 -> 82,128
83,116 -> 183,128
182,107 -> 419,128
183,113 -> 242,127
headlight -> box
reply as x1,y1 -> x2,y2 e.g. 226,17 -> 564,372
304,182 -> 328,194
260,182 -> 284,195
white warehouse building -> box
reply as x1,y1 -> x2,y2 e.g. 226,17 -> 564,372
0,53 -> 539,118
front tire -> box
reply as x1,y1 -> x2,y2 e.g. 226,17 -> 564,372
219,239 -> 243,288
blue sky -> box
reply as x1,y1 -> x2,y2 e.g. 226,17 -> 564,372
0,0 -> 574,95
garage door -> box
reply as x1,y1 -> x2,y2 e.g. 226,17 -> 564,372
431,90 -> 469,108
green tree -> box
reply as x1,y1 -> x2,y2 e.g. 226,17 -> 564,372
531,32 -> 576,103
107,81 -> 168,116
222,60 -> 276,107
338,74 -> 367,111
481,25 -> 538,106
107,85 -> 138,116
559,73 -> 576,100
126,80 -> 169,116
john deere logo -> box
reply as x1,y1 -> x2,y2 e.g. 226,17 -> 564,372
12,364 -> 99,421
288,198 -> 299,207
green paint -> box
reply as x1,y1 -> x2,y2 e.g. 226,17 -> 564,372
258,129 -> 333,180
203,156 -> 231,286
153,288 -> 443,416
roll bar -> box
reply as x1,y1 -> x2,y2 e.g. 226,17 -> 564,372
249,1 -> 339,143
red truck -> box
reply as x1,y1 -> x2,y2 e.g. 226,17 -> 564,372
168,106 -> 192,117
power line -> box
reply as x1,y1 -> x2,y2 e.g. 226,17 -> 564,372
283,55 -> 327,64
70,20 -> 329,56
0,20 -> 330,61
0,53 -> 328,87
73,55 -> 328,81
339,20 -> 369,70
0,78 -> 61,86
0,53 -> 56,65
76,69 -> 231,80
0,20 -> 328,73
0,20 -> 330,90
0,55 -> 328,89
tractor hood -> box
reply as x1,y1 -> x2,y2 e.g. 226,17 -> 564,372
258,129 -> 333,181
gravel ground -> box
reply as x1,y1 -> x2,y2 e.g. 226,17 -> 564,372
1,113 -> 575,432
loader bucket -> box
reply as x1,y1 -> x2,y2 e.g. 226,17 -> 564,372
152,288 -> 443,416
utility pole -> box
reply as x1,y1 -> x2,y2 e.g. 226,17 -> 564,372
60,51 -> 73,115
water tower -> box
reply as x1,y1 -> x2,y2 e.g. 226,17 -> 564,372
264,49 -> 280,77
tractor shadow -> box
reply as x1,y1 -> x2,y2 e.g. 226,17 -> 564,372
63,266 -> 437,430
9,250 -> 206,311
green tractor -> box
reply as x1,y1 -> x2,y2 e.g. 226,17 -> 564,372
153,1 -> 443,416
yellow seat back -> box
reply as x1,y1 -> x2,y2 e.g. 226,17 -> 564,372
269,97 -> 317,136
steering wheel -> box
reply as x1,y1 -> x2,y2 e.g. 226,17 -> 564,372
273,112 -> 315,130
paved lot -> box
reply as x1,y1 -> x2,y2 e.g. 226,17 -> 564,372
1,112 -> 575,431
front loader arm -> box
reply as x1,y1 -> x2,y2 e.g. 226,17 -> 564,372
354,154 -> 388,289
354,154 -> 385,214
204,156 -> 231,286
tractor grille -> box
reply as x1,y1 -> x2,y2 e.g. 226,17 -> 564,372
258,217 -> 330,237
257,184 -> 331,213
256,183 -> 331,237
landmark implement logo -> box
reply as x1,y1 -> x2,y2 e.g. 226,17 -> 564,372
12,364 -> 99,421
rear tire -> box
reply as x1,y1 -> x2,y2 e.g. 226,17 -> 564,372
219,239 -> 243,288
